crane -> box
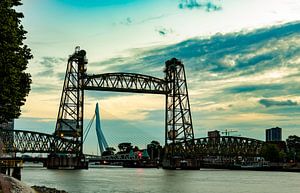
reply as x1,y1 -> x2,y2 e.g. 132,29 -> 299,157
221,129 -> 239,136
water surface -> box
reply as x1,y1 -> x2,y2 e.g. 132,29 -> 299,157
22,165 -> 300,193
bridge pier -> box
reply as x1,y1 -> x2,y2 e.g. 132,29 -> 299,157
0,159 -> 23,180
45,154 -> 88,169
162,157 -> 201,170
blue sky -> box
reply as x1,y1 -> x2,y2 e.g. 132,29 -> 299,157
15,0 -> 300,154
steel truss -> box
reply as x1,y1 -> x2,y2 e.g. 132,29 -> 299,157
84,73 -> 167,94
1,48 -> 195,158
54,49 -> 195,158
86,136 -> 263,162
173,136 -> 264,157
165,58 -> 194,157
55,47 -> 87,154
0,129 -> 80,153
0,47 -> 263,162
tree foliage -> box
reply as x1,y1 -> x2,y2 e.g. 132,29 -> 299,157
101,147 -> 116,156
147,140 -> 162,159
118,142 -> 132,153
261,143 -> 280,162
0,0 -> 32,124
286,135 -> 300,161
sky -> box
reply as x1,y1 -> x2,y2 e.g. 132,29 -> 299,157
15,0 -> 300,154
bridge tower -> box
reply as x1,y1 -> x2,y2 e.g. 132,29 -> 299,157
164,58 -> 198,169
95,103 -> 109,154
55,46 -> 87,155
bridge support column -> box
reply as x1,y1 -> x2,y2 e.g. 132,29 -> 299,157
163,58 -> 199,169
162,156 -> 200,170
0,159 -> 23,180
45,154 -> 88,169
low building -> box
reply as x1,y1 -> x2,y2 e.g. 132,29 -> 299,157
208,130 -> 220,143
208,130 -> 220,138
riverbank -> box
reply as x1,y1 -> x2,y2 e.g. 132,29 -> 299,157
0,174 -> 67,193
202,162 -> 300,172
0,173 -> 35,193
31,185 -> 67,193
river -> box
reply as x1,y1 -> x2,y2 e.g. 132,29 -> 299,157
22,165 -> 300,193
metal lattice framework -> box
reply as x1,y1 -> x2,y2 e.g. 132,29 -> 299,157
197,136 -> 264,157
0,48 -> 194,161
84,73 -> 167,94
0,47 -> 265,165
54,49 -> 195,159
165,58 -> 194,156
87,136 -> 264,162
55,47 -> 87,154
172,136 -> 264,157
0,129 -> 80,153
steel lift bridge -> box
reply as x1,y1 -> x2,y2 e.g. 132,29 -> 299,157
52,46 -> 195,168
0,46 -> 194,168
0,47 -> 263,169
0,46 -> 195,169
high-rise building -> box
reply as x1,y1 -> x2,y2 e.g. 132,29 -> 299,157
266,127 -> 282,142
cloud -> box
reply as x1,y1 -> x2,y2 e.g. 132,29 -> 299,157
22,21 -> 300,141
84,21 -> 300,139
227,84 -> 284,94
120,17 -> 133,25
259,99 -> 298,108
36,56 -> 65,77
95,21 -> 300,83
39,57 -> 65,68
155,27 -> 174,36
118,14 -> 169,26
178,0 -> 221,12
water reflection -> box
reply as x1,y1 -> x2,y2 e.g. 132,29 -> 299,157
22,166 -> 300,193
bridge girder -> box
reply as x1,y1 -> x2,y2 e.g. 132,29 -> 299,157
0,129 -> 80,153
88,136 -> 264,162
169,136 -> 264,157
199,136 -> 264,157
84,73 -> 168,94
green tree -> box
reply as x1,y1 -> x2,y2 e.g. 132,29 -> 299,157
0,0 -> 32,124
102,147 -> 116,156
286,135 -> 300,161
261,143 -> 280,162
117,142 -> 132,153
147,140 -> 162,160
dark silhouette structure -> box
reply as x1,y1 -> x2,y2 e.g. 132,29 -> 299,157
0,47 -> 264,169
266,127 -> 282,142
54,47 -> 196,168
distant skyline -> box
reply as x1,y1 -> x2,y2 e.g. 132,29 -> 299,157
15,0 -> 300,154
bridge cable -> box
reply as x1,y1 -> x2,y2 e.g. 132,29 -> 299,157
83,113 -> 96,143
